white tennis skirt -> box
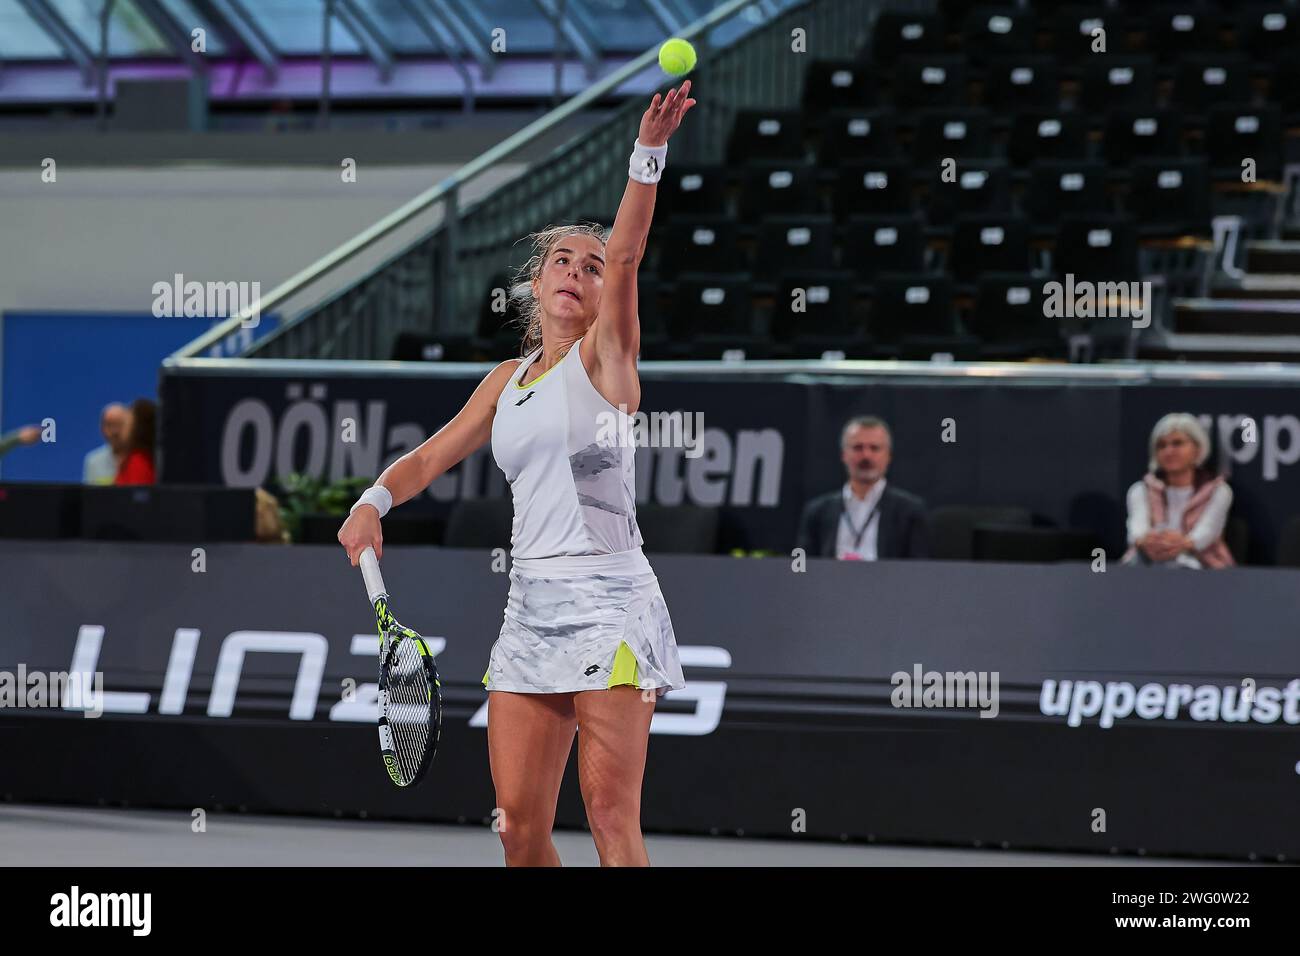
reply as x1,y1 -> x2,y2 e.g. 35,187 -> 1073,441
481,546 -> 686,696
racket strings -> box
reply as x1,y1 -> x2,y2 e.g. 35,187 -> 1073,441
384,634 -> 434,784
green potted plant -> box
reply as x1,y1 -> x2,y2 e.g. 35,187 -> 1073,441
277,473 -> 374,544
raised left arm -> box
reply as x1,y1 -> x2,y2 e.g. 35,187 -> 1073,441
591,81 -> 695,364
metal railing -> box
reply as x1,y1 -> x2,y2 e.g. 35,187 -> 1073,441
165,0 -> 870,365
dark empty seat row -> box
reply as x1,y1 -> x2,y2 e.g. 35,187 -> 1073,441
867,6 -> 1300,67
634,270 -> 1074,361
658,159 -> 1213,234
651,216 -> 1142,286
730,103 -> 1284,176
807,53 -> 1277,114
810,106 -> 1279,168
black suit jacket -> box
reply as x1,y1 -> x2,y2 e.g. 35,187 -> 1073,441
795,485 -> 930,559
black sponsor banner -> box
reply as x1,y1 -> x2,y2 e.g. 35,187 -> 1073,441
159,367 -> 1300,559
159,371 -> 808,550
2,540 -> 1298,858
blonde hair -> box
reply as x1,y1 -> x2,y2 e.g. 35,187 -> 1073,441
508,221 -> 610,356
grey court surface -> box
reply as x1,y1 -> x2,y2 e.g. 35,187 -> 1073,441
0,804 -> 1233,867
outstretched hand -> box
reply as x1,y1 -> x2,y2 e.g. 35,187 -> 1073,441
639,80 -> 696,147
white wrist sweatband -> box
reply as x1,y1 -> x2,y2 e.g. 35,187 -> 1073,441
350,484 -> 392,519
629,139 -> 668,184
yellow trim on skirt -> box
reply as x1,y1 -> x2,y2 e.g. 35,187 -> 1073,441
481,641 -> 640,690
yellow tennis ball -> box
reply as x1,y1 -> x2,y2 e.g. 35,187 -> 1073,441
658,38 -> 696,76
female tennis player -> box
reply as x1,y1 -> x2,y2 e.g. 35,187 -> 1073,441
338,81 -> 696,866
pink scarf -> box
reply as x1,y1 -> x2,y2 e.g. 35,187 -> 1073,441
1123,473 -> 1235,568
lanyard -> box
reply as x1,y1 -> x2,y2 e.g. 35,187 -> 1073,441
840,490 -> 882,553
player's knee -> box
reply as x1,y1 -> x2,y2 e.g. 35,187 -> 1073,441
495,804 -> 552,852
583,789 -> 638,839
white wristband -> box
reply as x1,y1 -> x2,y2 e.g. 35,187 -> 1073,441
350,484 -> 392,519
629,139 -> 668,184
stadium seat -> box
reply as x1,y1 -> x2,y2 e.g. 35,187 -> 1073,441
983,57 -> 1062,111
770,270 -> 866,357
1102,109 -> 1184,166
659,164 -> 729,219
803,60 -> 878,118
738,161 -> 824,221
655,218 -> 747,279
727,110 -> 807,164
1025,161 -> 1112,229
841,216 -> 928,281
870,12 -> 948,65
1126,158 -> 1211,237
1203,106 -> 1282,180
1171,56 -> 1254,113
962,7 -> 1037,62
969,272 -> 1063,357
1053,216 -> 1139,282
1007,111 -> 1088,166
949,215 -> 1033,282
669,274 -> 765,358
1079,56 -> 1157,112
833,161 -> 915,218
1238,4 -> 1300,63
1141,5 -> 1229,58
892,56 -> 969,109
870,273 -> 961,352
752,216 -> 837,289
817,109 -> 899,165
1050,5 -> 1125,60
926,160 -> 1012,226
910,108 -> 994,163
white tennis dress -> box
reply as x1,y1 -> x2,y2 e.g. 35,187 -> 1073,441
481,336 -> 686,697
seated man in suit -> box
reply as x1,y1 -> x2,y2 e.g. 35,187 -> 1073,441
796,415 -> 929,560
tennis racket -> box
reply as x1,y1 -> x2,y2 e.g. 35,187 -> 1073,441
359,546 -> 441,787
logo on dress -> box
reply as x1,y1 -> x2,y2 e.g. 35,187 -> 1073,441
515,390 -> 536,406
584,664 -> 600,676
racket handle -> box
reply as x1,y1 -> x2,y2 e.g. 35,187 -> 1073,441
359,546 -> 388,605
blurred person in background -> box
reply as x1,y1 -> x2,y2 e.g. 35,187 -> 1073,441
83,402 -> 131,484
796,415 -> 929,560
0,424 -> 43,461
114,398 -> 157,486
1122,412 -> 1234,569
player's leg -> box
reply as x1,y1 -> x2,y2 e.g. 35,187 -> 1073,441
573,684 -> 657,866
486,690 -> 578,866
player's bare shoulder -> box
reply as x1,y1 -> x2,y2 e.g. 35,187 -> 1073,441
478,357 -> 524,417
489,357 -> 523,392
